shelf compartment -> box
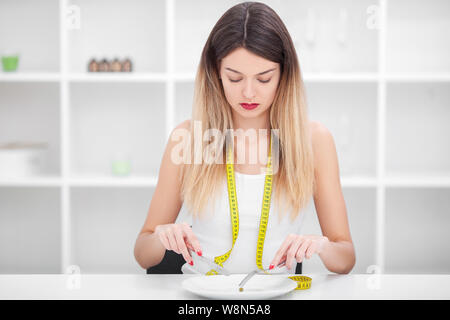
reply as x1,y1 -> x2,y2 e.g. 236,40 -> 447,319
272,0 -> 378,73
385,187 -> 450,274
0,82 -> 61,178
70,187 -> 153,273
386,83 -> 450,176
305,82 -> 378,177
0,0 -> 60,73
67,0 -> 166,73
0,187 -> 61,273
386,0 -> 450,73
70,82 -> 166,178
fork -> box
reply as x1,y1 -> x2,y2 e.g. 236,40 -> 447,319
238,261 -> 287,292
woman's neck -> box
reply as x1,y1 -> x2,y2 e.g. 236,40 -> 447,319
231,110 -> 271,133
230,110 -> 271,169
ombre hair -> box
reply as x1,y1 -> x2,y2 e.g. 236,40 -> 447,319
179,1 -> 315,222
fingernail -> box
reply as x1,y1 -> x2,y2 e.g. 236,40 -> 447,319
269,264 -> 274,270
189,260 -> 193,266
197,250 -> 202,256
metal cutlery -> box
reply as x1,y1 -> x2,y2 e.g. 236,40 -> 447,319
238,261 -> 287,292
188,248 -> 231,276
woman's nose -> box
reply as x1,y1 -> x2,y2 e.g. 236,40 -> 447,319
242,79 -> 256,100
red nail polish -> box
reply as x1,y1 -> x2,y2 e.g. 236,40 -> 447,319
189,260 -> 193,266
269,264 -> 274,270
197,250 -> 202,256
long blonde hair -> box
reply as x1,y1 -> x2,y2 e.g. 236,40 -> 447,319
180,2 -> 315,222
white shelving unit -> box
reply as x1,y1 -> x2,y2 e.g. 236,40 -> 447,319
0,0 -> 449,274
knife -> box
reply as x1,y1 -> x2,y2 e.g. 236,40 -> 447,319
188,248 -> 231,276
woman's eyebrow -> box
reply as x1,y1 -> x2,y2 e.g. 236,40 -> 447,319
225,67 -> 276,75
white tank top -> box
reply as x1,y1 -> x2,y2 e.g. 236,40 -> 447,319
181,171 -> 307,274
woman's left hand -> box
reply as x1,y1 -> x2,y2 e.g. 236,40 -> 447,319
269,234 -> 330,270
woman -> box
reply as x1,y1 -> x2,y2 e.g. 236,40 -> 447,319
134,2 -> 355,274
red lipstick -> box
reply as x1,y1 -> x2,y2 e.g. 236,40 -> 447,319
240,103 -> 259,110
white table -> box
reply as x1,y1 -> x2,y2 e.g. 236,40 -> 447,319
0,274 -> 449,300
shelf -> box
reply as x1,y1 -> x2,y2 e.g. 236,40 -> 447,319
0,175 -> 158,187
303,72 -> 378,82
385,73 -> 450,83
0,73 -> 60,82
0,176 -> 61,187
341,176 -> 377,188
69,175 -> 157,187
68,73 -> 167,83
384,174 -> 450,188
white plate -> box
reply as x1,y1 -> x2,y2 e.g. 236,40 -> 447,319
182,274 -> 297,299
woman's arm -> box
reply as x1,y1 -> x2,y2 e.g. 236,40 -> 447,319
134,120 -> 191,270
311,121 -> 356,274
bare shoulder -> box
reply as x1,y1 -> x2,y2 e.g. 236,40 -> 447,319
308,120 -> 338,168
165,119 -> 192,166
174,119 -> 191,131
167,119 -> 191,150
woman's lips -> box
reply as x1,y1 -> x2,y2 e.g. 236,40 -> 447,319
240,103 -> 259,110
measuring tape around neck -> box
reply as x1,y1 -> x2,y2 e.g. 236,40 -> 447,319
205,133 -> 311,290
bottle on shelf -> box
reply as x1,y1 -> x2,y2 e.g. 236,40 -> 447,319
88,58 -> 99,72
1,51 -> 20,72
111,150 -> 132,176
111,58 -> 122,72
122,57 -> 132,72
98,58 -> 110,72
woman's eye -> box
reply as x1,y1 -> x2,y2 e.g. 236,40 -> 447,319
229,78 -> 271,83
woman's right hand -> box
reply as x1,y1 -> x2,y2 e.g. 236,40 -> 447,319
154,222 -> 202,265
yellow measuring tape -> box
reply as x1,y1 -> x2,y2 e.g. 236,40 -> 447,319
205,133 -> 311,290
